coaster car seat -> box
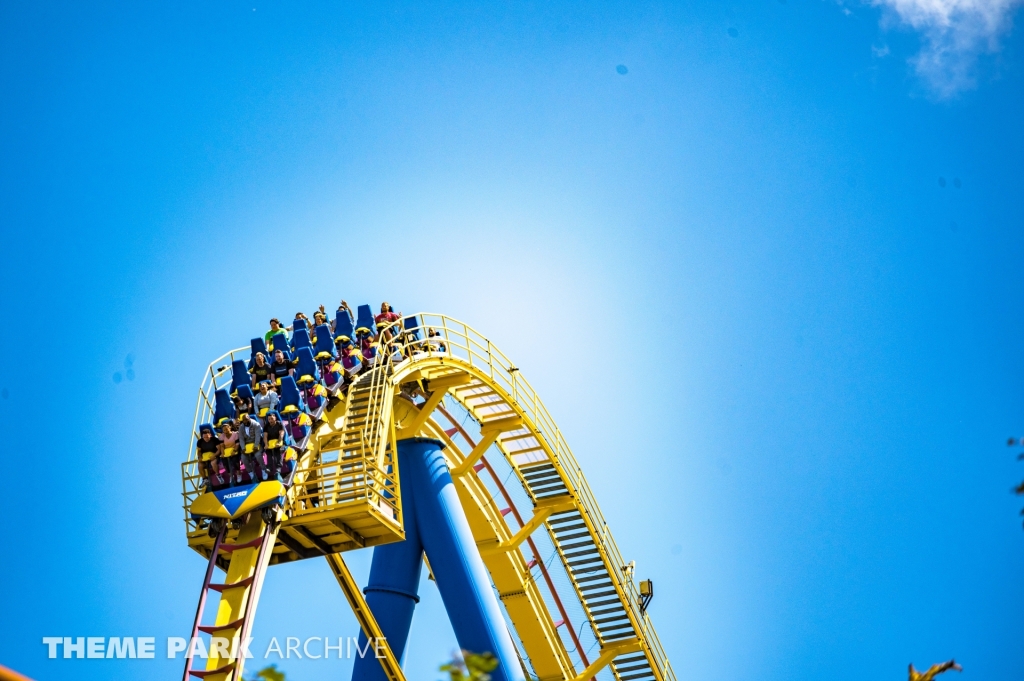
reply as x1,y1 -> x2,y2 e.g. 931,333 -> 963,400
278,376 -> 303,419
291,328 -> 312,354
268,332 -> 289,356
313,324 -> 335,361
249,337 -> 269,370
294,347 -> 320,388
213,389 -> 236,427
335,309 -> 355,343
355,304 -> 377,338
230,360 -> 249,397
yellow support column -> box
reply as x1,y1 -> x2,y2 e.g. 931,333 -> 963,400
204,514 -> 267,680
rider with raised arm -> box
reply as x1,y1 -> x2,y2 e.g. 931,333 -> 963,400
312,307 -> 329,341
333,300 -> 354,334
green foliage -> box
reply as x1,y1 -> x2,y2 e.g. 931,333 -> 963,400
440,651 -> 499,681
246,664 -> 286,681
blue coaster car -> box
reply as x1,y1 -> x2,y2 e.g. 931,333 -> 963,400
313,324 -> 335,361
212,389 -> 236,427
291,328 -> 312,354
337,340 -> 362,377
277,377 -> 313,445
189,481 -> 287,521
248,337 -> 268,370
355,304 -> 377,338
335,309 -> 355,343
268,332 -> 290,357
236,383 -> 256,415
229,359 -> 249,397
294,347 -> 320,388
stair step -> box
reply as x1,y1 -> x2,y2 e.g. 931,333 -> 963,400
556,539 -> 597,552
615,663 -> 654,675
550,523 -> 588,535
575,573 -> 612,585
589,605 -> 629,619
566,557 -> 604,570
578,581 -> 615,593
618,671 -> 657,681
563,548 -> 601,560
580,590 -> 619,602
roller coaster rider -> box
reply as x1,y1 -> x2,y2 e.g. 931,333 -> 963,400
312,307 -> 329,336
219,421 -> 241,486
375,302 -> 401,341
333,305 -> 362,383
293,311 -> 313,333
263,318 -> 288,345
263,411 -> 289,480
356,332 -> 376,370
196,427 -> 220,488
254,381 -> 279,420
270,349 -> 294,386
237,412 -> 264,481
233,393 -> 253,418
334,300 -> 354,333
250,351 -> 272,387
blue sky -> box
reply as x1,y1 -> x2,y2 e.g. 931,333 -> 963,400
1,1 -> 1023,680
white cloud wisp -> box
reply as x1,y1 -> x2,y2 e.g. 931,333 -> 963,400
871,0 -> 1023,97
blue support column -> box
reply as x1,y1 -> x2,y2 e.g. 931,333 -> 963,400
350,469 -> 423,681
351,437 -> 524,681
401,437 -> 525,681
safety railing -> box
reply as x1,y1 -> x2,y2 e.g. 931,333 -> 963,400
358,341 -> 397,474
301,336 -> 402,525
289,436 -> 401,522
182,347 -> 251,532
378,314 -> 677,681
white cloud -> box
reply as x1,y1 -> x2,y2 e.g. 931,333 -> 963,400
870,0 -> 1024,97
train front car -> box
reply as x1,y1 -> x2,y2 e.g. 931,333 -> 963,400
189,481 -> 287,529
